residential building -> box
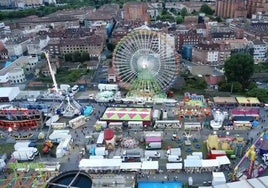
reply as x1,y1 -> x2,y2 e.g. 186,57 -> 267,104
15,15 -> 79,30
210,26 -> 236,41
15,0 -> 43,8
192,43 -> 220,65
4,36 -> 31,57
0,56 -> 38,84
84,4 -> 119,29
247,0 -> 268,18
177,31 -> 203,52
46,38 -> 60,57
27,35 -> 50,55
60,36 -> 105,58
0,42 -> 8,60
0,0 -> 13,7
123,2 -> 151,24
252,40 -> 267,63
216,0 -> 247,18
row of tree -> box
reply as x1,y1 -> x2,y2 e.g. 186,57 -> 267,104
222,54 -> 268,102
64,51 -> 90,62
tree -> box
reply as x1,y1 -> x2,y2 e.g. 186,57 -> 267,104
200,4 -> 214,15
224,54 -> 254,90
247,88 -> 268,103
176,15 -> 184,24
180,7 -> 188,17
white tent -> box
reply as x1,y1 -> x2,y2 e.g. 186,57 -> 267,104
56,135 -> 72,158
202,159 -> 219,168
258,176 -> 268,187
141,161 -> 159,170
186,155 -> 200,160
216,156 -> 231,166
247,178 -> 266,188
120,162 -> 142,171
95,147 -> 106,156
227,180 -> 253,188
212,172 -> 226,186
166,163 -> 183,170
79,159 -> 122,170
184,159 -> 202,168
0,87 -> 20,101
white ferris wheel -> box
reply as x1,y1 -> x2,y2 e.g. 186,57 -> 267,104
113,29 -> 180,93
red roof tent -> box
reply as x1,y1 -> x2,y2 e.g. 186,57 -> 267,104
231,108 -> 260,117
104,128 -> 115,141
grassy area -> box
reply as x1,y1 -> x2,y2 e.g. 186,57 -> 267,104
254,63 -> 268,73
36,68 -> 93,85
0,143 -> 15,157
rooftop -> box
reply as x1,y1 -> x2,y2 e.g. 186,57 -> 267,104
0,56 -> 36,76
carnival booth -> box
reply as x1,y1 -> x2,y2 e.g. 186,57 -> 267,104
166,163 -> 183,173
141,161 -> 159,174
184,158 -> 202,173
120,162 -> 142,172
213,97 -> 238,107
236,97 -> 260,107
101,107 -> 152,127
79,158 -> 121,173
104,128 -> 116,150
260,134 -> 268,156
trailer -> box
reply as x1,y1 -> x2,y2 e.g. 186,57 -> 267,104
167,148 -> 181,157
168,155 -> 182,163
98,84 -> 118,91
146,142 -> 162,150
45,115 -> 60,127
51,122 -> 67,129
154,120 -> 181,129
68,115 -> 86,129
127,121 -> 143,129
12,151 -> 35,161
122,151 -> 141,162
184,122 -> 202,130
153,110 -> 160,120
96,132 -> 104,147
16,147 -> 39,156
144,151 -> 161,159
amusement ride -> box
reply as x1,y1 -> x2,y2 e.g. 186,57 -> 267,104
113,28 -> 180,102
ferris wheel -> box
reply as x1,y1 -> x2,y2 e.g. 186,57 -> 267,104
113,29 -> 180,91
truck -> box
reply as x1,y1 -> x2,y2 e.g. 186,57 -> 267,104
122,151 -> 141,162
166,148 -> 181,156
168,155 -> 182,163
14,141 -> 36,150
146,142 -> 162,150
144,151 -> 161,159
16,147 -> 39,156
11,151 -> 35,161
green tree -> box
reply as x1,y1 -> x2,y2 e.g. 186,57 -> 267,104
176,15 -> 184,24
224,54 -> 254,90
107,43 -> 115,52
81,52 -> 90,62
180,7 -> 188,17
200,4 -> 214,15
247,88 -> 268,103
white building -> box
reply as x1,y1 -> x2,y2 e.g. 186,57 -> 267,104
16,0 -> 43,8
0,56 -> 38,84
207,51 -> 219,62
252,40 -> 267,64
27,36 -> 50,55
4,37 -> 31,57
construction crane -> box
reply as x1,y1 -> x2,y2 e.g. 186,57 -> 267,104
44,51 -> 59,93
